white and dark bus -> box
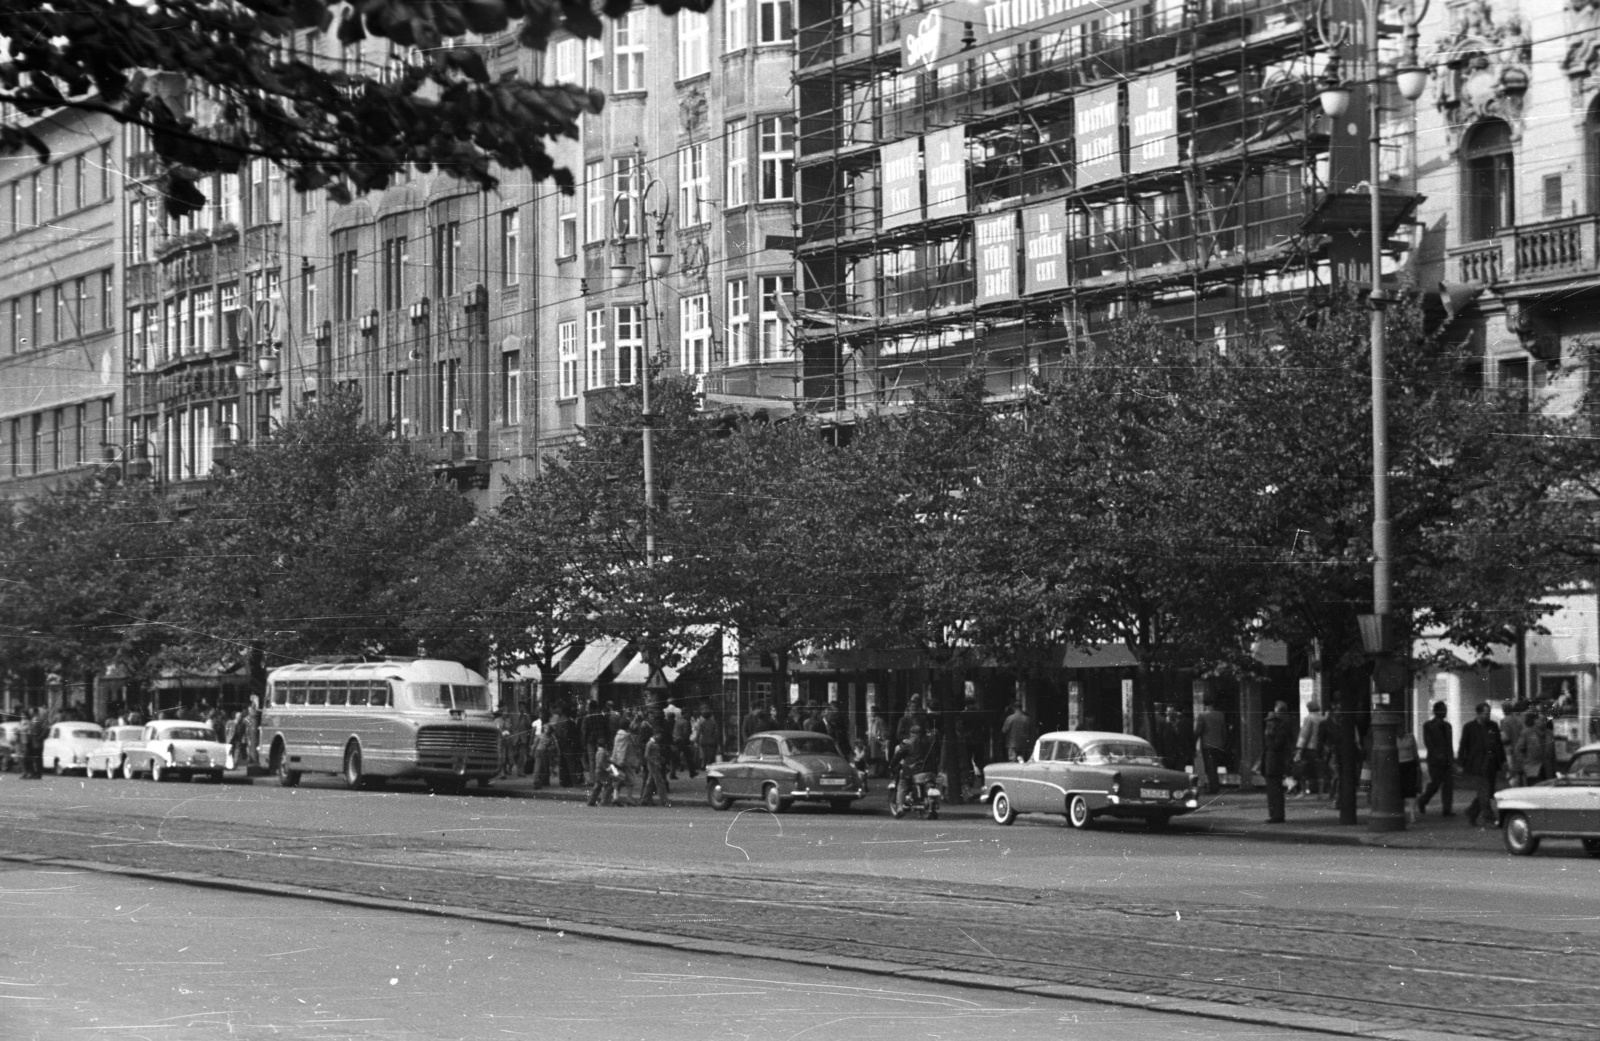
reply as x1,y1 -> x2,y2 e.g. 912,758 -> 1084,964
260,659 -> 499,791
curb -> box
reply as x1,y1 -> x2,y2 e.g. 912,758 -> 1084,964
0,848 -> 1490,1041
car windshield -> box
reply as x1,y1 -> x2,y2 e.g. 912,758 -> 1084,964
1569,752 -> 1600,779
412,683 -> 490,711
112,728 -> 143,742
784,736 -> 841,756
1082,741 -> 1161,765
67,727 -> 102,739
163,727 -> 215,741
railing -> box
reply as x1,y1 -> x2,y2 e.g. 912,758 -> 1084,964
1449,239 -> 1504,285
1512,216 -> 1596,280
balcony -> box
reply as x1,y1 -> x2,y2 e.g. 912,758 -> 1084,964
1449,216 -> 1600,290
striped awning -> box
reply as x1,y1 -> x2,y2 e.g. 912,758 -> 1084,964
612,655 -> 681,686
554,637 -> 632,686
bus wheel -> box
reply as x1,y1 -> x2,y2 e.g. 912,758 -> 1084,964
273,743 -> 300,788
343,743 -> 364,790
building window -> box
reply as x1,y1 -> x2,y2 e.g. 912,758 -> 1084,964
382,236 -> 407,312
194,289 -> 215,351
301,265 -> 317,333
437,358 -> 460,430
614,12 -> 645,93
585,309 -> 607,390
1543,173 -> 1563,219
679,143 -> 708,227
586,35 -> 604,90
726,120 -> 748,208
434,220 -> 461,299
614,156 -> 638,238
725,0 -> 748,52
615,305 -> 642,386
335,248 -> 360,320
558,190 -> 578,256
758,0 -> 793,43
384,370 -> 406,434
759,116 -> 795,201
727,278 -> 749,365
1461,119 -> 1514,242
585,160 -> 606,244
501,348 -> 522,424
680,294 -> 710,376
500,208 -> 520,285
558,320 -> 578,399
553,36 -> 581,83
678,10 -> 709,78
759,274 -> 792,361
100,271 -> 113,330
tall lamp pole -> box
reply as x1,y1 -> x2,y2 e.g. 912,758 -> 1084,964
1317,0 -> 1431,831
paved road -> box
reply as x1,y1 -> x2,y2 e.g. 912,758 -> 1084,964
3,774 -> 1598,1039
0,863 -> 1328,1041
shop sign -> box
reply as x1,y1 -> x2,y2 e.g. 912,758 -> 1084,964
975,212 -> 1018,304
924,126 -> 967,220
880,138 -> 923,230
1128,71 -> 1179,175
901,2 -> 986,68
1022,203 -> 1070,294
982,0 -> 1137,37
1074,84 -> 1121,189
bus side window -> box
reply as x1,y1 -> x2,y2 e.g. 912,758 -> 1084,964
271,685 -> 287,706
372,682 -> 391,707
327,684 -> 348,707
288,683 -> 307,705
307,681 -> 327,706
348,683 -> 369,707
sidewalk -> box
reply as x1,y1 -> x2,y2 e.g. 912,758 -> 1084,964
486,771 -> 1508,852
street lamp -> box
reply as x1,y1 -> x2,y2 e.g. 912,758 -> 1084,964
1315,0 -> 1432,832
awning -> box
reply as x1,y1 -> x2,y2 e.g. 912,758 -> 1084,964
554,637 -> 632,685
613,655 -> 681,686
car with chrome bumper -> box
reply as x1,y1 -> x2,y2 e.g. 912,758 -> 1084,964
1495,742 -> 1600,856
87,726 -> 149,778
706,730 -> 867,812
42,723 -> 104,775
979,730 -> 1198,829
123,720 -> 233,782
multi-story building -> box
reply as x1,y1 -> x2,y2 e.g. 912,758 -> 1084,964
1411,0 -> 1599,753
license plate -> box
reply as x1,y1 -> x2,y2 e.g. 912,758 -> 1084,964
1140,788 -> 1169,800
819,777 -> 847,787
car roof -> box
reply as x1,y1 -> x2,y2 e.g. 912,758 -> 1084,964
751,730 -> 831,741
1037,731 -> 1152,745
151,719 -> 209,729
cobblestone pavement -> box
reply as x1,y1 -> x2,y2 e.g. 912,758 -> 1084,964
3,801 -> 1596,1041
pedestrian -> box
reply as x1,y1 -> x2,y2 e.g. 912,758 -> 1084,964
531,718 -> 556,788
560,706 -> 585,787
825,701 -> 849,759
1459,701 -> 1505,827
1261,701 -> 1295,823
610,726 -> 639,806
1169,705 -> 1196,777
1540,715 -> 1558,782
804,702 -> 828,735
1502,701 -> 1527,787
956,696 -> 987,793
587,744 -> 615,806
741,703 -> 767,744
1000,701 -> 1035,762
693,704 -> 720,772
1197,697 -> 1228,794
1418,701 -> 1455,816
1514,712 -> 1548,786
1153,706 -> 1181,772
867,710 -> 889,775
19,709 -> 43,778
581,699 -> 608,773
510,702 -> 533,776
672,707 -> 694,778
641,728 -> 673,807
1292,701 -> 1324,797
896,697 -> 927,743
1397,729 -> 1420,823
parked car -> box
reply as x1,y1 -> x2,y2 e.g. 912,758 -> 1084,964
979,730 -> 1199,829
705,730 -> 867,812
1495,742 -> 1600,857
87,726 -> 148,779
123,720 -> 233,782
42,723 -> 105,775
0,720 -> 24,772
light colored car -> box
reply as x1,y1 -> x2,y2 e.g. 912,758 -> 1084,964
123,720 -> 232,783
0,720 -> 24,772
979,730 -> 1199,830
1495,742 -> 1600,857
42,723 -> 105,775
87,725 -> 149,779
705,730 -> 867,812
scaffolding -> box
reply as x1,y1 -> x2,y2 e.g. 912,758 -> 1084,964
794,0 -> 1384,413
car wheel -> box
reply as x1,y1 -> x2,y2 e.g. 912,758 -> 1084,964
991,789 -> 1017,826
150,759 -> 167,783
1502,812 -> 1540,856
343,743 -> 364,790
1582,838 -> 1600,858
122,758 -> 137,781
1147,813 -> 1172,831
762,783 -> 789,813
1067,794 -> 1095,830
707,782 -> 733,811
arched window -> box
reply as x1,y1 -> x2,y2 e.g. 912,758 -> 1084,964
1588,96 -> 1600,213
1460,119 -> 1514,241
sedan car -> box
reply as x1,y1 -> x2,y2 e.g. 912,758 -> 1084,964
123,720 -> 232,782
87,726 -> 148,779
0,720 -> 23,772
979,730 -> 1199,829
1495,742 -> 1600,857
705,730 -> 867,812
42,723 -> 105,775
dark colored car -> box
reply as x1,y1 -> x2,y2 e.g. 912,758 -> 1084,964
705,730 -> 867,812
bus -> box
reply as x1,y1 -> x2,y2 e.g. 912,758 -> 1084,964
260,658 -> 500,791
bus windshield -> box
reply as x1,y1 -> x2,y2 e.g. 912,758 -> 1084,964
412,683 -> 490,711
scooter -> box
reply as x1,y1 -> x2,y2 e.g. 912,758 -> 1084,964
889,770 -> 941,819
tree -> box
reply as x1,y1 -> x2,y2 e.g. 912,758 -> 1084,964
0,0 -> 708,214
164,387 -> 475,688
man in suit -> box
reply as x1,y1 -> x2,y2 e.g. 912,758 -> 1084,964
1458,701 -> 1505,827
1261,701 -> 1296,823
1418,701 -> 1455,816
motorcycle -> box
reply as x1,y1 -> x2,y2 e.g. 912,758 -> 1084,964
890,770 -> 941,819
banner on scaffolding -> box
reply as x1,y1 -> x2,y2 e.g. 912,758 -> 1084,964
1074,84 -> 1121,189
1022,204 -> 1071,294
1128,70 -> 1179,175
923,126 -> 967,220
880,137 -> 923,231
974,212 -> 1018,304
